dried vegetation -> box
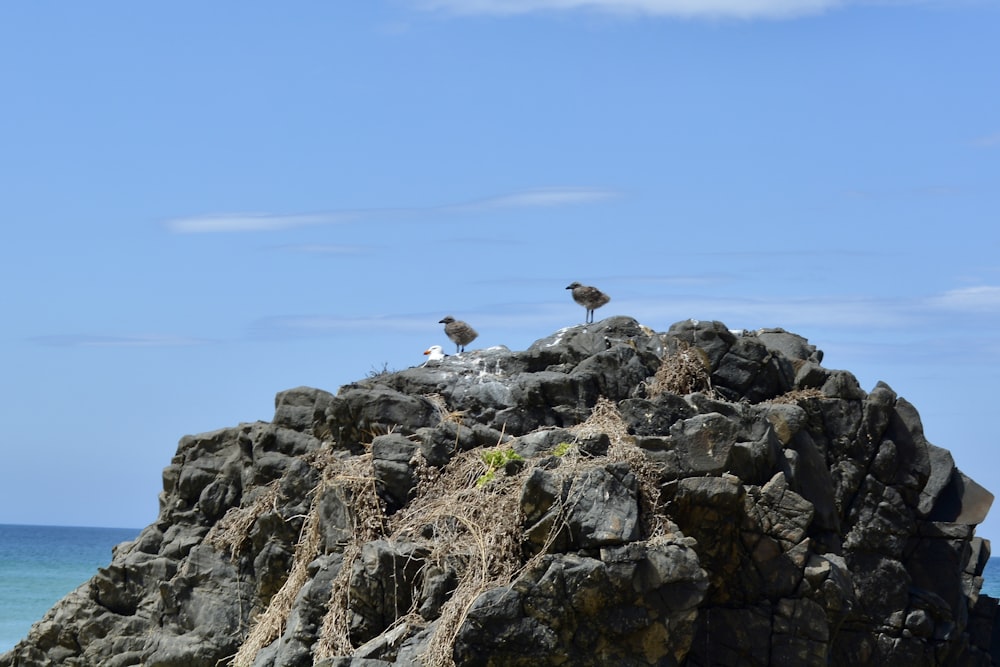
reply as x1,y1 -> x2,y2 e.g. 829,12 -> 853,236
223,395 -> 669,667
645,340 -> 713,398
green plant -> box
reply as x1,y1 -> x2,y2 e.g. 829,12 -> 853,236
476,448 -> 523,487
553,442 -> 574,457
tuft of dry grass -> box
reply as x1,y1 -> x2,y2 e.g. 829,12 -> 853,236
768,387 -> 825,405
570,397 -> 670,539
230,505 -> 323,667
645,340 -> 712,398
425,393 -> 462,424
412,454 -> 526,667
570,396 -> 630,448
310,441 -> 529,667
206,482 -> 281,560
313,452 -> 388,659
224,448 -> 384,667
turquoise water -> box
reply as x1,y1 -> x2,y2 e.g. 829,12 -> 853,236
0,524 -> 998,654
0,524 -> 138,653
984,557 -> 1000,598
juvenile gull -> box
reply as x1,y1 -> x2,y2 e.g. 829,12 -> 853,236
566,282 -> 610,324
439,316 -> 478,353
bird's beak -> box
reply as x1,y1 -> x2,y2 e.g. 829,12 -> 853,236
424,349 -> 431,355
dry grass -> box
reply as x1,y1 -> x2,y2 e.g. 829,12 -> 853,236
570,395 -> 629,448
409,451 -> 527,667
310,441 -> 528,667
569,396 -> 670,539
645,340 -> 712,398
424,393 -> 465,426
230,398 -> 669,666
230,504 -> 323,667
769,387 -> 825,405
206,482 -> 281,559
220,448 -> 384,667
314,453 -> 388,659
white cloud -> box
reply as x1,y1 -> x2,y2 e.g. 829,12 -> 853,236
458,187 -> 619,210
32,334 -> 209,348
163,186 -> 618,234
926,286 -> 1000,312
624,294 -> 917,331
164,213 -> 356,234
415,0 -> 844,19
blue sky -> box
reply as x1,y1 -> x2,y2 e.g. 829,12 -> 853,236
2,1 -> 999,544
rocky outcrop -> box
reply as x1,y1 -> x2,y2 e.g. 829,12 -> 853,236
2,317 -> 997,666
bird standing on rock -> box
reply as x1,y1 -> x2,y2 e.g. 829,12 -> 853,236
423,345 -> 447,366
566,282 -> 610,324
439,316 -> 478,353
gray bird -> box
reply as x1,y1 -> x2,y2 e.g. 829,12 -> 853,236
566,282 -> 610,324
439,316 -> 478,353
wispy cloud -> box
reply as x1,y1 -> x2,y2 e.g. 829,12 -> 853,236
625,294 -> 919,331
973,131 -> 1000,148
454,187 -> 619,211
249,314 -> 435,339
31,334 -> 211,348
163,187 -> 618,234
925,285 -> 1000,312
164,212 -> 358,234
414,0 -> 844,19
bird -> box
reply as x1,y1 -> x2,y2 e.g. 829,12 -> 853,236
566,282 -> 610,324
423,345 -> 447,365
439,316 -> 478,353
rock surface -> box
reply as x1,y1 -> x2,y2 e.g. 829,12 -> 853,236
2,317 -> 997,666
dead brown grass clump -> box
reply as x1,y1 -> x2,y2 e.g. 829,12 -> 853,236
571,395 -> 630,449
206,482 -> 282,559
646,340 -> 712,398
769,387 -> 825,405
408,450 -> 526,667
229,448 -> 349,667
570,397 -> 670,539
424,392 -> 465,426
313,452 -> 388,659
312,442 -> 528,667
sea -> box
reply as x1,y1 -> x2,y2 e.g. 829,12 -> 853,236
0,524 -> 139,653
0,524 -> 998,654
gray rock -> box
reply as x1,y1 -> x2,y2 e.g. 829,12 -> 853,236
454,539 -> 707,666
2,318 -> 996,667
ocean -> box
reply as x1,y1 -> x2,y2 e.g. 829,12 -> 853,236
0,524 -> 998,654
0,524 -> 139,653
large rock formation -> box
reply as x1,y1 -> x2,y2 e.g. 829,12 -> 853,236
3,317 -> 997,666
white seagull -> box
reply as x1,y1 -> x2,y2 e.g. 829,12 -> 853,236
423,345 -> 447,366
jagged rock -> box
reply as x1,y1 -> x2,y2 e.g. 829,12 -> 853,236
274,386 -> 336,435
2,317 -> 996,667
521,461 -> 640,554
453,539 -> 707,666
371,434 -> 420,513
348,540 -> 429,645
